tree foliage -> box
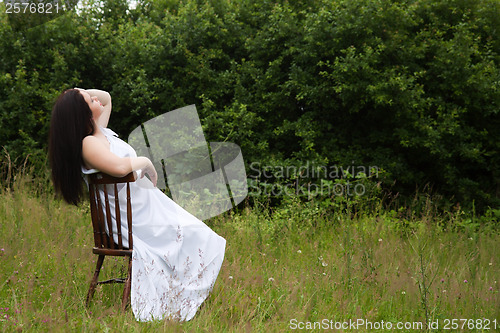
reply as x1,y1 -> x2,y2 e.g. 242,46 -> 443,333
0,0 -> 498,210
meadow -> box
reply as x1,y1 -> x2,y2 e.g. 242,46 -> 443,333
0,171 -> 498,332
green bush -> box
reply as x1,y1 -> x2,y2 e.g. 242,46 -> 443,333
0,0 -> 498,211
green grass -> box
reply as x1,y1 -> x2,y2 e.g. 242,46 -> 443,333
0,173 -> 498,332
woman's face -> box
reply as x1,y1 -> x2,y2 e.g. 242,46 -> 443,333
80,91 -> 104,120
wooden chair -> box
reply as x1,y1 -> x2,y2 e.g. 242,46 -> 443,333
85,172 -> 137,311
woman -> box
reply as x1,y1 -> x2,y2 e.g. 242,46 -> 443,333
48,88 -> 226,321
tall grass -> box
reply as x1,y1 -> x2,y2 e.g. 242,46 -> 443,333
0,169 -> 498,332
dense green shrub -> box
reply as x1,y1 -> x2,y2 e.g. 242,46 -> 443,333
0,0 -> 498,211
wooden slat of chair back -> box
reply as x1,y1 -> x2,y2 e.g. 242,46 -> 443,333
86,171 -> 137,310
88,172 -> 137,253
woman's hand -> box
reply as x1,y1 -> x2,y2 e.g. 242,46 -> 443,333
141,159 -> 158,187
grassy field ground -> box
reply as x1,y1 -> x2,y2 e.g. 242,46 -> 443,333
0,173 -> 498,332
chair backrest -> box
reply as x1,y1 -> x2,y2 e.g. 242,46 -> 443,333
88,172 -> 137,252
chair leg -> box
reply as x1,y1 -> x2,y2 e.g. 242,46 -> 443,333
121,256 -> 132,311
86,255 -> 105,307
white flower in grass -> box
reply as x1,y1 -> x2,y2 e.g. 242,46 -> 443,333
297,250 -> 302,254
228,276 -> 233,280
268,277 -> 274,282
378,238 -> 383,242
318,256 -> 328,267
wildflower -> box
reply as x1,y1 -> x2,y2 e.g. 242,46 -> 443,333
441,278 -> 444,283
228,276 -> 233,280
489,287 -> 493,291
378,238 -> 382,242
318,256 -> 323,261
489,262 -> 493,266
464,280 -> 468,283
322,262 -> 328,267
442,290 -> 447,293
401,291 -> 406,295
297,250 -> 302,254
0,248 -> 4,252
268,277 -> 274,282
322,272 -> 326,276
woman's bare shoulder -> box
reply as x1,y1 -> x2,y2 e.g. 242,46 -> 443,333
82,134 -> 101,147
81,134 -> 126,175
82,134 -> 110,154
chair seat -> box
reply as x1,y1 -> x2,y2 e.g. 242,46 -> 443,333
92,247 -> 132,256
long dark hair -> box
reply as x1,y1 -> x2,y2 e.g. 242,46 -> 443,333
48,89 -> 95,205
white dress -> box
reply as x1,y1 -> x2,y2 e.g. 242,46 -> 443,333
82,127 -> 226,322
